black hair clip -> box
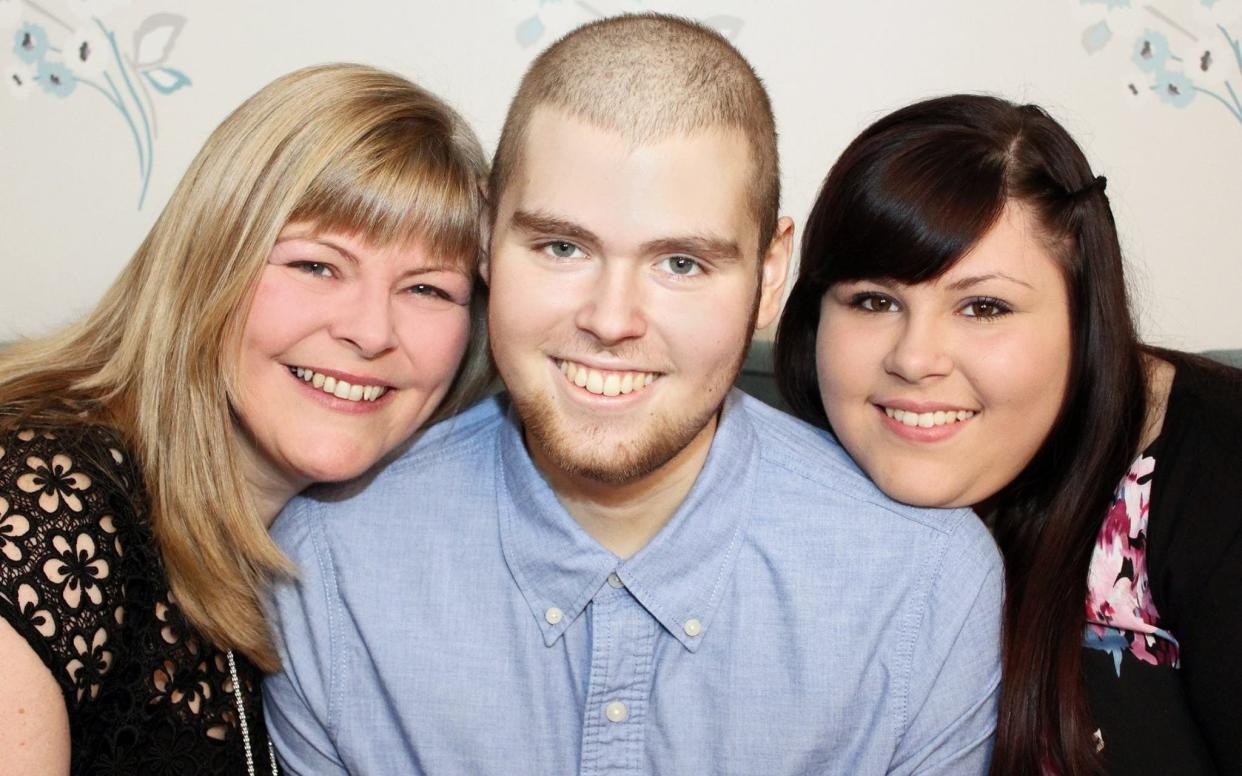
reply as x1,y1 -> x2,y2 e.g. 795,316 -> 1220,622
1068,175 -> 1108,200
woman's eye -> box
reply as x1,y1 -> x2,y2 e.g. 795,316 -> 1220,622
543,241 -> 583,260
851,293 -> 899,313
408,283 -> 450,301
658,256 -> 702,277
961,298 -> 1012,318
292,261 -> 334,278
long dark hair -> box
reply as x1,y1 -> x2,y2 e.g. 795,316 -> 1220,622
775,94 -> 1146,774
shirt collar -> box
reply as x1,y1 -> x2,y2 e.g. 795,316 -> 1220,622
497,390 -> 760,652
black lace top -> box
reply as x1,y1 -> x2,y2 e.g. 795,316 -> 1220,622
0,423 -> 274,775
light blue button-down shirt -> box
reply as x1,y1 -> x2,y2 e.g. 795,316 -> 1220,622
264,391 -> 1003,775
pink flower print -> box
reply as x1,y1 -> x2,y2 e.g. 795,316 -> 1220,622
17,454 -> 93,513
42,533 -> 110,609
1121,455 -> 1155,538
0,496 -> 31,563
1086,502 -> 1128,621
65,626 -> 114,701
16,582 -> 56,638
1083,453 -> 1178,671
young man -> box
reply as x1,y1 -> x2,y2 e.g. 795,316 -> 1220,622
265,15 -> 1003,775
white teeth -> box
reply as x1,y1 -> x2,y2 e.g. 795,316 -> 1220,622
556,359 -> 658,397
288,367 -> 388,403
886,406 -> 976,428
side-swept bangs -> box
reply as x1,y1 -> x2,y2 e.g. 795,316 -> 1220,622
801,121 -> 1010,291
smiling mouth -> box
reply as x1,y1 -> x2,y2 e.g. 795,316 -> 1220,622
555,358 -> 659,397
882,406 -> 977,428
288,366 -> 389,403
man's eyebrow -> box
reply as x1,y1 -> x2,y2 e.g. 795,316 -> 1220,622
512,210 -> 742,262
945,272 -> 1034,291
510,210 -> 600,247
641,236 -> 743,263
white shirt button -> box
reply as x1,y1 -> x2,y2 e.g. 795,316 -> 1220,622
544,607 -> 563,625
606,573 -> 624,589
683,618 -> 702,637
605,701 -> 629,723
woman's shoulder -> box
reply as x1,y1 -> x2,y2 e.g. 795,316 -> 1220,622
0,418 -> 148,711
1160,352 -> 1242,451
0,419 -> 143,526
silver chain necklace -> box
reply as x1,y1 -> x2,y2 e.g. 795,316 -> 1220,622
226,649 -> 278,776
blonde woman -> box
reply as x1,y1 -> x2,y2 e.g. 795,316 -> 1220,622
0,64 -> 492,775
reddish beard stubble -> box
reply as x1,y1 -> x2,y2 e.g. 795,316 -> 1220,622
507,285 -> 761,486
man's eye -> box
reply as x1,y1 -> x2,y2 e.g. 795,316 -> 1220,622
292,261 -> 334,278
961,297 -> 1012,318
543,241 -> 582,259
659,256 -> 701,276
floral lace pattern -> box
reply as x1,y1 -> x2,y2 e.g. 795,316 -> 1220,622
0,424 -> 271,775
1083,452 -> 1179,675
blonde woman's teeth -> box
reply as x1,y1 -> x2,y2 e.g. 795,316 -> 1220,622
557,359 -> 657,396
884,407 -> 975,427
290,367 -> 387,402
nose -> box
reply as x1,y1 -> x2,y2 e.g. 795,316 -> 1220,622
330,282 -> 397,358
573,263 -> 647,345
883,312 -> 953,383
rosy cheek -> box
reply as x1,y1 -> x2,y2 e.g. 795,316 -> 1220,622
242,270 -> 317,339
398,309 -> 473,383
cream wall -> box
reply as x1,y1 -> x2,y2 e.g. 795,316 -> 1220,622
2,0 -> 1239,350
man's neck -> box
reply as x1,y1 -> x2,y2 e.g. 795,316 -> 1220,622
530,416 -> 718,558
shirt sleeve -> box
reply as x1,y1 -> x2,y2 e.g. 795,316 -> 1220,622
887,509 -> 1004,776
1146,361 -> 1242,772
262,499 -> 350,776
1177,523 -> 1242,772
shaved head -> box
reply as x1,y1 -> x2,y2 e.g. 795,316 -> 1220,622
490,13 -> 779,257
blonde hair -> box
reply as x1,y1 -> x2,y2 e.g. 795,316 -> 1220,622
0,63 -> 492,670
490,13 -> 780,256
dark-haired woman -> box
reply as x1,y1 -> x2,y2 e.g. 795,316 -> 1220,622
775,94 -> 1242,775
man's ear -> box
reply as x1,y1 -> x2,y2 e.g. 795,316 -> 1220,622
755,216 -> 794,330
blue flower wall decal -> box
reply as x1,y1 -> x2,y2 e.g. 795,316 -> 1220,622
1132,28 -> 1172,71
36,57 -> 75,95
4,0 -> 192,208
14,20 -> 48,62
1076,0 -> 1242,126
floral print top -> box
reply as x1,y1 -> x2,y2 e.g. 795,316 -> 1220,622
0,423 -> 273,775
1084,453 -> 1179,674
